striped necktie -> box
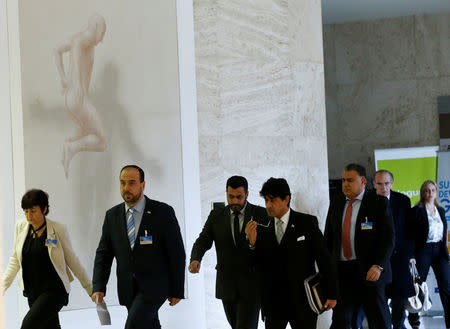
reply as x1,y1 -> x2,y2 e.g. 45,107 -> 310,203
127,208 -> 136,249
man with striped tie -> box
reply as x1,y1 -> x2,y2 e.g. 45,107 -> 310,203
92,165 -> 186,329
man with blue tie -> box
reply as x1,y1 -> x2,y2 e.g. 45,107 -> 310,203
92,165 -> 185,329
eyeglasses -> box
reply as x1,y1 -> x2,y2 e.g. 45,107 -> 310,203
251,216 -> 272,228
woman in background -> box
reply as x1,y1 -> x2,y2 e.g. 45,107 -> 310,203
408,180 -> 449,329
2,189 -> 92,329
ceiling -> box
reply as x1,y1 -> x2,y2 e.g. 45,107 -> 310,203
322,0 -> 450,24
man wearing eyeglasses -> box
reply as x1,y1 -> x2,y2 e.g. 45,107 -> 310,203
245,178 -> 337,329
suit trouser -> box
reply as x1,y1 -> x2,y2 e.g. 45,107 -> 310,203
22,291 -> 68,329
125,279 -> 166,329
222,299 -> 260,329
352,296 -> 409,329
407,242 -> 450,328
263,291 -> 317,329
264,311 -> 317,329
331,261 -> 391,329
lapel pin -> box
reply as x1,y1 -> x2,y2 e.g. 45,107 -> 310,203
147,210 -> 151,214
291,224 -> 295,228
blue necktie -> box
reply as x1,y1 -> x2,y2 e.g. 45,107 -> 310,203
127,208 -> 136,249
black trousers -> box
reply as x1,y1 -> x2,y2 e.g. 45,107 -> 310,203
22,291 -> 68,329
222,299 -> 260,329
408,242 -> 450,328
262,291 -> 317,329
264,310 -> 317,329
125,279 -> 166,329
331,261 -> 391,329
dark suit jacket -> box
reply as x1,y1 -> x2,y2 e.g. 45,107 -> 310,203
387,191 -> 415,298
190,202 -> 267,301
324,191 -> 395,285
412,204 -> 449,261
254,210 -> 338,322
93,196 -> 186,306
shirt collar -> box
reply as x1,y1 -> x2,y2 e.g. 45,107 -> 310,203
276,208 -> 290,225
125,196 -> 146,213
347,190 -> 365,202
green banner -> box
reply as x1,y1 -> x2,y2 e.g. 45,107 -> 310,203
377,157 -> 438,205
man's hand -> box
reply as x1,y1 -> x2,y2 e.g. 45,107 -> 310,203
245,220 -> 258,246
91,291 -> 105,304
168,297 -> 181,306
366,265 -> 382,282
188,261 -> 201,273
323,299 -> 337,311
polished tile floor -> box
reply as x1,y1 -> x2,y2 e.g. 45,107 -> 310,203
404,316 -> 447,329
359,316 -> 447,329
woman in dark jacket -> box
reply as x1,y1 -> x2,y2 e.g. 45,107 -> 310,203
408,180 -> 449,329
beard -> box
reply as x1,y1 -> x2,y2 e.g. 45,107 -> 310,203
230,204 -> 242,211
122,190 -> 143,205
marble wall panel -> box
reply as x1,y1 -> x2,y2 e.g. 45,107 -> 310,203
287,0 -> 324,63
325,13 -> 450,178
194,0 -> 329,327
334,22 -> 371,85
416,14 -> 450,78
367,16 -> 416,82
323,24 -> 336,93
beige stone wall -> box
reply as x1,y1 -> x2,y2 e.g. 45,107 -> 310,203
194,0 -> 328,222
193,0 -> 330,327
324,13 -> 450,179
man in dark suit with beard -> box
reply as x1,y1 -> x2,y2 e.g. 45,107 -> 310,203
373,170 -> 414,329
325,164 -> 394,329
189,176 -> 267,329
245,178 -> 337,329
92,165 -> 186,329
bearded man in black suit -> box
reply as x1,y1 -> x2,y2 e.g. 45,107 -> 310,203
92,165 -> 185,329
189,176 -> 267,329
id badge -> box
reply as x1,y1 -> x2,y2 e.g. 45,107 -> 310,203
45,239 -> 58,247
140,236 -> 152,245
361,222 -> 373,230
140,230 -> 152,245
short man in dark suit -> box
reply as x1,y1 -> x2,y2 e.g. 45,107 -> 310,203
92,165 -> 186,329
245,178 -> 337,329
324,163 -> 395,329
373,170 -> 414,329
189,176 -> 267,329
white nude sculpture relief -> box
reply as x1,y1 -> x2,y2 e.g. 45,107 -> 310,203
55,14 -> 107,178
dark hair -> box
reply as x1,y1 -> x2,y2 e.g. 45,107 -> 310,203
259,178 -> 291,206
226,176 -> 248,192
21,189 -> 49,215
344,163 -> 366,179
120,165 -> 145,182
417,179 -> 440,207
375,169 -> 394,181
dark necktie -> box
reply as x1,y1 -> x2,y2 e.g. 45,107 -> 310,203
233,211 -> 241,246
